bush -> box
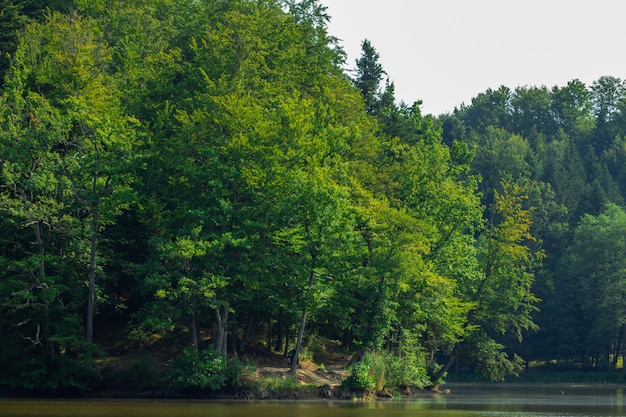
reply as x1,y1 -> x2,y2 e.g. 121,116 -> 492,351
342,350 -> 430,393
124,349 -> 165,389
222,354 -> 253,390
0,332 -> 102,392
342,359 -> 376,392
170,347 -> 228,390
169,347 -> 252,392
385,351 -> 429,389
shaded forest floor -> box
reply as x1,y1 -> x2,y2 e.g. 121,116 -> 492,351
94,334 -> 358,399
244,340 -> 352,388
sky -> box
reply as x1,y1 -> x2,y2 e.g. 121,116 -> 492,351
320,0 -> 626,115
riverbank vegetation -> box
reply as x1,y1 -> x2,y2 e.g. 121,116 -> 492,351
1,0 -> 626,398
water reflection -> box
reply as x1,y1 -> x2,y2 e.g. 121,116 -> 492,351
441,384 -> 626,415
1,386 -> 625,417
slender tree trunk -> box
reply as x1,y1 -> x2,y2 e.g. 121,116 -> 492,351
86,162 -> 104,345
240,311 -> 253,353
34,221 -> 45,278
214,303 -> 229,354
622,324 -> 626,372
432,342 -> 460,384
342,328 -> 352,351
290,306 -> 307,373
229,318 -> 237,353
34,221 -> 56,362
267,315 -> 273,351
190,310 -> 198,348
86,205 -> 98,343
283,326 -> 290,357
290,253 -> 316,374
275,312 -> 284,352
613,337 -> 620,369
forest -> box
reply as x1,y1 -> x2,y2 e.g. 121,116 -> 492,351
1,0 -> 626,395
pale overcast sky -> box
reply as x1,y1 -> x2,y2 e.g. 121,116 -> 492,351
321,0 -> 626,115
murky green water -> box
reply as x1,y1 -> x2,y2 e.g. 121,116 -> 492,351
1,385 -> 625,417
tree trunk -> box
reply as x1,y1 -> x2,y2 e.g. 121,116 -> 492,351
229,318 -> 237,353
431,342 -> 460,384
623,324 -> 626,372
267,315 -> 273,351
240,311 -> 253,353
274,312 -> 284,352
342,328 -> 352,350
86,179 -> 99,344
290,306 -> 307,374
86,211 -> 98,343
290,253 -> 316,374
214,303 -> 229,354
33,221 -> 56,362
190,310 -> 198,348
283,326 -> 290,357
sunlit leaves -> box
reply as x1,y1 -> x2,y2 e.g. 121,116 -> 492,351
0,0 -> 554,389
476,180 -> 542,338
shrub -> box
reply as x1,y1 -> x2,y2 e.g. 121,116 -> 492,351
342,359 -> 376,392
124,349 -> 165,389
385,351 -> 429,389
342,350 -> 430,393
169,347 -> 228,391
223,354 -> 253,390
169,347 -> 253,392
0,332 -> 102,392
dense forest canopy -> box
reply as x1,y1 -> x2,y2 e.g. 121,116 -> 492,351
0,0 -> 625,394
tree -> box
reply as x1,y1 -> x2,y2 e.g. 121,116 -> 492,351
469,127 -> 537,207
590,76 -> 626,152
509,85 -> 556,140
456,86 -> 512,132
0,0 -> 24,82
354,39 -> 385,115
0,12 -> 128,389
20,12 -> 138,344
0,54 -> 76,374
558,204 -> 626,367
550,79 -> 593,137
432,181 -> 542,382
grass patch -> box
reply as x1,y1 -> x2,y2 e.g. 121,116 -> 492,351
254,375 -> 317,399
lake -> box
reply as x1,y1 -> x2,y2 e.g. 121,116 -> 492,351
1,385 -> 625,417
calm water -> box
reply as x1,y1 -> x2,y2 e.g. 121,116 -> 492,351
1,385 -> 626,417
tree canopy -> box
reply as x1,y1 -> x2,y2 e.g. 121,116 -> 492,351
1,0 -> 624,395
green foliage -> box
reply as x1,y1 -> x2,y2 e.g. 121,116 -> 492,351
342,359 -> 376,392
554,203 -> 626,364
5,0 -> 626,394
123,351 -> 165,389
169,348 -> 226,391
384,333 -> 430,389
342,349 -> 430,392
0,0 -> 24,81
385,353 -> 429,389
354,39 -> 385,115
0,333 -> 101,391
255,376 -> 301,398
169,347 -> 250,391
464,330 -> 526,381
